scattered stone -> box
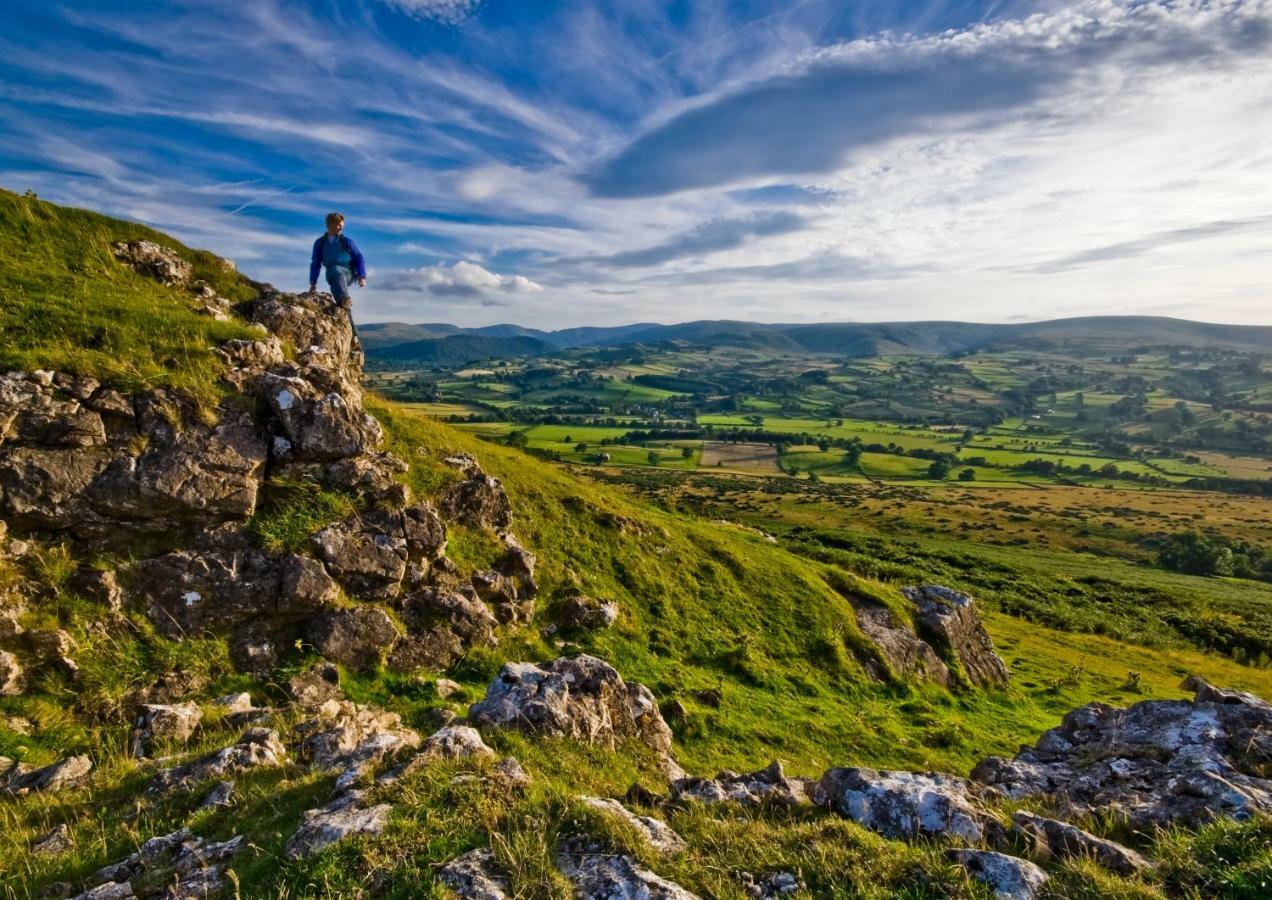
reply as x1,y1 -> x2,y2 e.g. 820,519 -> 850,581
741,871 -> 803,899
27,628 -> 80,679
32,823 -> 73,855
306,607 -> 400,671
210,692 -> 254,716
813,767 -> 998,843
556,837 -> 699,899
1012,810 -> 1151,875
439,848 -> 510,900
947,849 -> 1048,900
149,728 -> 286,794
71,883 -> 134,900
200,781 -> 235,810
492,756 -> 531,789
558,594 -> 619,631
4,754 -> 92,796
130,702 -> 203,758
284,790 -> 391,859
435,678 -> 465,700
579,796 -> 686,854
230,636 -> 277,676
0,650 -> 24,696
672,760 -> 807,808
419,725 -> 495,762
68,568 -> 123,611
386,628 -> 465,675
111,241 -> 192,285
469,656 -> 675,767
971,680 -> 1272,827
902,585 -> 1009,688
288,662 -> 343,706
86,828 -> 242,899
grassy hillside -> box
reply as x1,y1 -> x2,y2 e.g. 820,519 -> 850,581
0,189 -> 259,404
3,194 -> 1270,897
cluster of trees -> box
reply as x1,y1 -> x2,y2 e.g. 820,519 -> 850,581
1013,457 -> 1169,485
1157,531 -> 1272,582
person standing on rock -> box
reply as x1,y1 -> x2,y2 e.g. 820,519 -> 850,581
308,212 -> 366,309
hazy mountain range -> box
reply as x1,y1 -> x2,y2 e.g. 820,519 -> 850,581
360,316 -> 1272,367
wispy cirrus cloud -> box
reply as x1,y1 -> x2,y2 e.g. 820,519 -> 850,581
375,1 -> 482,25
594,211 -> 812,268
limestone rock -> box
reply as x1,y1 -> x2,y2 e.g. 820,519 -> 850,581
72,883 -> 134,900
439,848 -> 510,900
1012,810 -> 1152,875
386,628 -> 465,674
441,455 -> 512,528
419,725 -> 495,762
68,568 -> 122,611
149,728 -> 286,794
3,754 -> 92,796
854,605 -> 949,686
32,823 -> 73,855
947,849 -> 1048,900
435,678 -> 465,700
401,587 -> 498,646
903,585 -> 1009,688
306,607 -> 400,671
971,680 -> 1272,827
672,760 -> 807,808
288,662 -> 343,706
261,371 -> 381,462
322,451 -> 410,504
130,702 -> 203,758
469,656 -> 675,762
0,649 -> 23,696
556,837 -> 699,900
813,767 -> 998,843
138,546 -> 337,639
579,796 -> 686,854
200,781 -> 235,810
284,790 -> 391,860
296,700 -> 420,791
112,241 -> 192,285
558,594 -> 619,631
87,828 -> 242,899
741,872 -> 803,899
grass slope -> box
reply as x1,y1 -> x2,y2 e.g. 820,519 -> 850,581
0,189 -> 258,404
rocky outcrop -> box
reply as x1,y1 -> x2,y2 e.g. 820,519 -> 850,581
112,241 -> 193,285
902,585 -> 1009,688
1012,810 -> 1151,875
294,700 -> 420,791
469,656 -> 675,765
85,828 -> 243,900
417,725 -> 495,762
306,607 -> 400,671
288,662 -> 344,706
284,790 -> 391,859
671,760 -> 807,808
854,605 -> 950,687
970,677 -> 1272,827
813,767 -> 1000,844
441,454 -> 512,528
556,836 -> 699,899
311,504 -> 446,599
947,849 -> 1048,900
149,728 -> 286,794
440,848 -> 511,900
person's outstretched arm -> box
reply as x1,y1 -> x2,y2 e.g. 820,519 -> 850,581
346,237 -> 367,285
308,237 -> 322,290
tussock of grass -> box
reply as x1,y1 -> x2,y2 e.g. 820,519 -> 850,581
0,189 -> 259,405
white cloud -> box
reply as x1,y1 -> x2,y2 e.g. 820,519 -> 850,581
379,261 -> 543,297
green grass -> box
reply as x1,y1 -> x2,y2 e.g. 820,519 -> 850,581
0,189 -> 259,406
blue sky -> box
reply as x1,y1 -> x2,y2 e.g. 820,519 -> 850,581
2,0 -> 1270,327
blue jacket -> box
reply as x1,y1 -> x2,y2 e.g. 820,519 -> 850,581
309,234 -> 367,284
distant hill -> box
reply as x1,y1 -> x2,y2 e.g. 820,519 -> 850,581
364,332 -> 554,367
361,315 -> 1272,363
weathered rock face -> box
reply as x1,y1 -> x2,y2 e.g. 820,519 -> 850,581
556,837 -> 700,900
947,849 -> 1048,900
288,662 -> 343,706
902,585 -> 1009,688
672,760 -> 808,808
86,828 -> 243,900
971,677 -> 1272,828
295,700 -> 420,791
137,541 -> 338,638
1012,810 -> 1151,875
311,505 -> 446,599
306,607 -> 400,671
112,241 -> 193,285
3,754 -> 92,796
854,605 -> 950,687
284,790 -> 391,860
469,656 -> 675,763
813,767 -> 1000,844
0,374 -> 268,541
418,725 -> 495,762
